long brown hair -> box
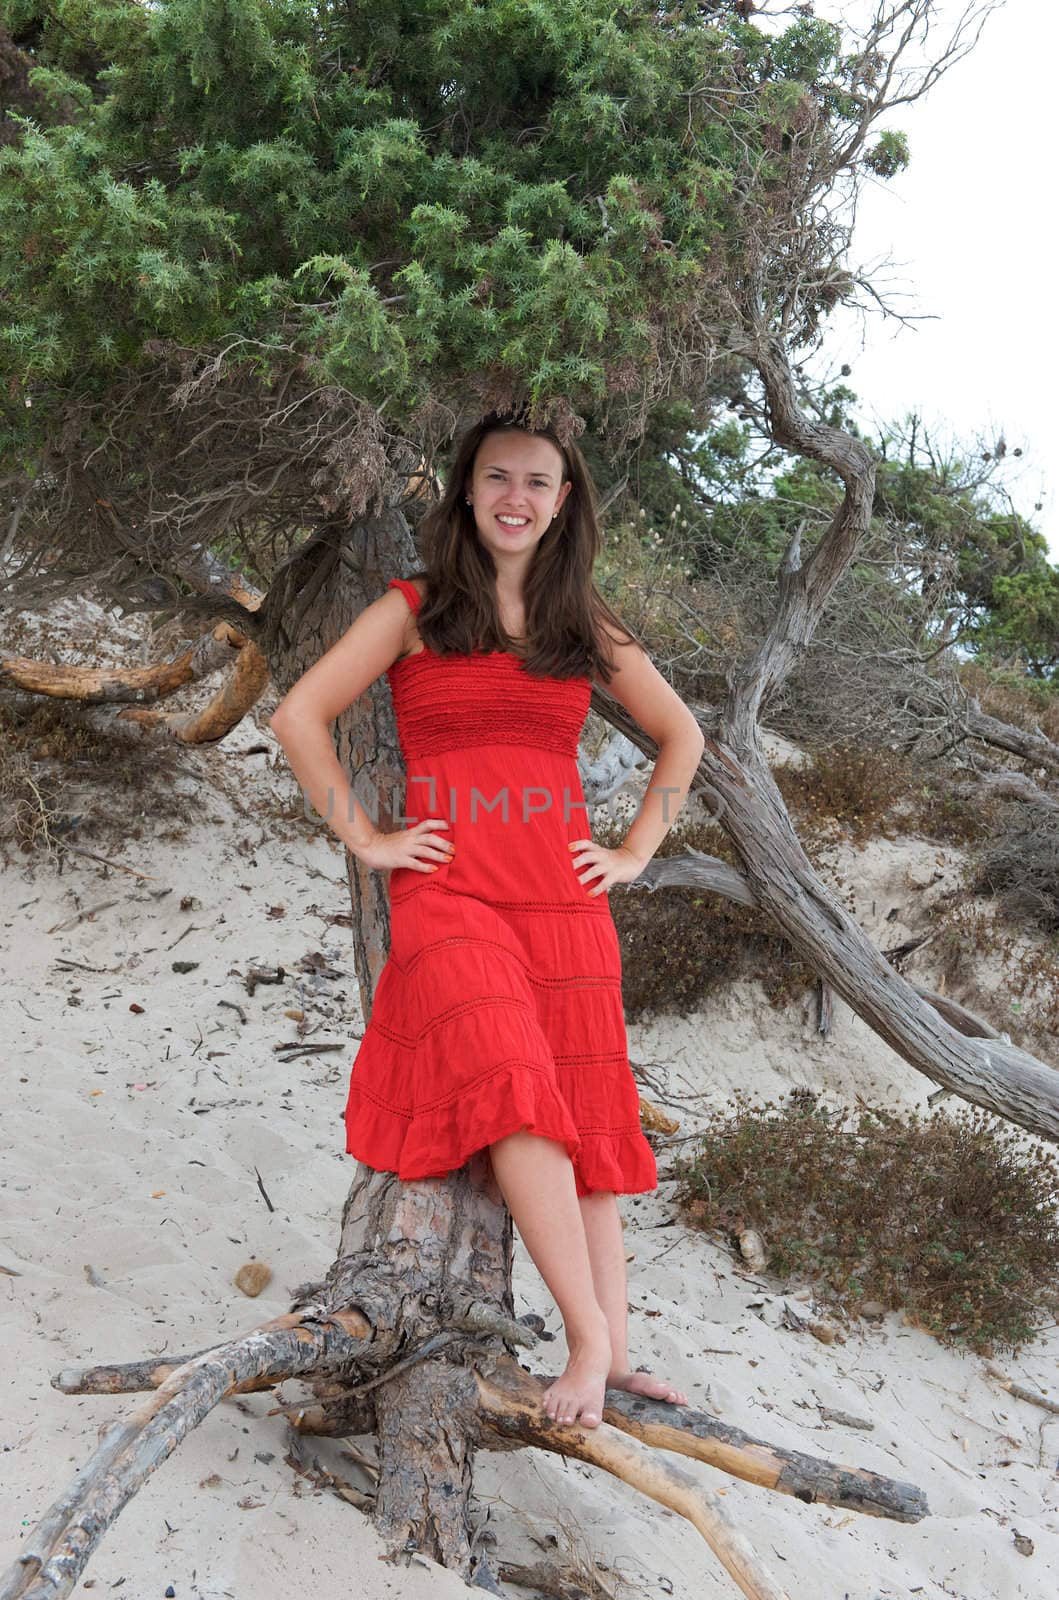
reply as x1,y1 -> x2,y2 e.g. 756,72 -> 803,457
407,411 -> 642,683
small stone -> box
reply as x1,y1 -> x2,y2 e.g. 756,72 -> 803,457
809,1319 -> 842,1345
1013,1531 -> 1034,1557
860,1301 -> 887,1321
166,1587 -> 177,1597
738,1228 -> 767,1273
234,1261 -> 272,1297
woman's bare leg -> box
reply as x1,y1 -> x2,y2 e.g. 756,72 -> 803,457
578,1191 -> 689,1406
489,1129 -> 612,1428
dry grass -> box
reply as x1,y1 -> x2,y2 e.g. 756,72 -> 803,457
672,1092 -> 1059,1356
0,694 -> 197,862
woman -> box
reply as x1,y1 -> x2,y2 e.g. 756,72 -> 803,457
270,411 -> 705,1430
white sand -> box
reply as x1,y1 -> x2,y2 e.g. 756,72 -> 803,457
2,614 -> 1057,1599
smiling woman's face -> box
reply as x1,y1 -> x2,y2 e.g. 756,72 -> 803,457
466,429 -> 572,558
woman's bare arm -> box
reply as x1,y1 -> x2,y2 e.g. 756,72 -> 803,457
268,589 -> 452,870
593,636 -> 705,866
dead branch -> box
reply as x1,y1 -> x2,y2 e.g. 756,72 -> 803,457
951,772 -> 1059,814
477,1359 -> 926,1522
0,621 -> 245,703
1,1311 -> 369,1600
479,1358 -> 854,1600
962,698 -> 1059,776
116,634 -> 270,743
985,1365 -> 1059,1418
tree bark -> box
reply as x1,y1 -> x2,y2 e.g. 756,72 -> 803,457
260,510 -> 418,1018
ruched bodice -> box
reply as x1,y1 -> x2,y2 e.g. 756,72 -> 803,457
388,643 -> 592,760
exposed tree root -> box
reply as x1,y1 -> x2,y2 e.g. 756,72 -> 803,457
473,1359 -> 927,1522
475,1360 -> 791,1600
4,1176 -> 928,1600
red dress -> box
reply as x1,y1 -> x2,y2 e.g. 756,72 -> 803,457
343,577 -> 657,1198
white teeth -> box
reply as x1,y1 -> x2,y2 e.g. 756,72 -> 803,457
498,516 -> 529,526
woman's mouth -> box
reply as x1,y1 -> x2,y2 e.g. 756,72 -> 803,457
496,515 -> 531,531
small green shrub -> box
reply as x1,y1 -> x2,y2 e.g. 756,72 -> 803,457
930,900 -> 1059,1047
902,782 -> 998,847
774,740 -> 999,848
671,1094 -> 1059,1355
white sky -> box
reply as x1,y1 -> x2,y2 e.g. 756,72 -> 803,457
804,0 -> 1059,559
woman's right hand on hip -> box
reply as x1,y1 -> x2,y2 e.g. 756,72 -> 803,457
353,818 -> 455,872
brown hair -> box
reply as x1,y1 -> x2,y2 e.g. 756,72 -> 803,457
407,410 -> 642,684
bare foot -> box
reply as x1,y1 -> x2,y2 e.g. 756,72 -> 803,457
542,1324 -> 612,1430
608,1367 -> 689,1407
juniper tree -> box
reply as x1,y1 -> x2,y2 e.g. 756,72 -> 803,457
4,5 -> 1055,1596
1,0 -> 924,612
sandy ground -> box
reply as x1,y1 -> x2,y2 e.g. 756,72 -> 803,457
2,630 -> 1058,1600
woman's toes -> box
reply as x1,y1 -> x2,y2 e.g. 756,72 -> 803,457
609,1369 -> 689,1406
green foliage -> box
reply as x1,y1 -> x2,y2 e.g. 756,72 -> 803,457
976,566 -> 1059,678
0,0 -> 889,455
863,128 -> 909,177
672,1094 -> 1059,1354
7,2 -> 1052,695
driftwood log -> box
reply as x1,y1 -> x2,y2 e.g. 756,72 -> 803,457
2,1161 -> 927,1600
